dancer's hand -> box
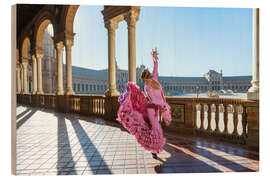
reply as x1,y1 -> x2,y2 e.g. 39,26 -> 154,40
151,50 -> 158,62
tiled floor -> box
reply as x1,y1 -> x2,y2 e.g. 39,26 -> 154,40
15,105 -> 259,175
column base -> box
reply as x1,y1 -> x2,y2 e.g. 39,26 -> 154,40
36,91 -> 44,95
56,90 -> 65,95
32,91 -> 37,95
247,91 -> 259,100
105,89 -> 120,97
65,89 -> 75,95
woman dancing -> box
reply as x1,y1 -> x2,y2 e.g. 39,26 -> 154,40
117,49 -> 171,158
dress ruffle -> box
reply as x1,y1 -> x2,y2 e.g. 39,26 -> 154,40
117,82 -> 167,153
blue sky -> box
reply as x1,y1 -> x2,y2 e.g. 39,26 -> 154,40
70,6 -> 252,77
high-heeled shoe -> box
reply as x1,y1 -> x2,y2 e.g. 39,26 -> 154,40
152,153 -> 158,159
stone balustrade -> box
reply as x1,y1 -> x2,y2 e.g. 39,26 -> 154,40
17,94 -> 258,151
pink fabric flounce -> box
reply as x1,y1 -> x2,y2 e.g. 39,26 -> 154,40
117,82 -> 168,153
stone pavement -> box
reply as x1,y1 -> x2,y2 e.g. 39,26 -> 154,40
16,105 -> 259,175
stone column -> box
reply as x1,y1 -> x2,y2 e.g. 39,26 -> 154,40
247,8 -> 259,100
125,11 -> 139,82
22,61 -> 28,94
55,41 -> 64,95
16,65 -> 21,93
64,39 -> 75,95
36,53 -> 44,94
104,20 -> 120,96
31,54 -> 37,94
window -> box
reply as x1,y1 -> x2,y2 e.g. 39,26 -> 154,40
82,84 -> 84,92
78,84 -> 81,91
90,84 -> 92,91
73,84 -> 76,91
94,85 -> 96,91
86,84 -> 88,91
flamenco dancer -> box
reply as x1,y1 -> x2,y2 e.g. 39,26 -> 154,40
117,48 -> 172,159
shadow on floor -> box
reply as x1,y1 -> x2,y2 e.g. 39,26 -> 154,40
16,107 -> 31,120
154,138 -> 256,173
187,145 -> 256,172
16,109 -> 37,129
57,116 -> 77,175
66,115 -> 112,174
154,143 -> 222,173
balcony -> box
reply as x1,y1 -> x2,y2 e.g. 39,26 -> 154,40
16,94 -> 259,174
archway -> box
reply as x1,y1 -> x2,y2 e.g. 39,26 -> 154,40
34,17 -> 56,94
21,37 -> 31,94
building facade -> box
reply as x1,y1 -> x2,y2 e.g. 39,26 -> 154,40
63,64 -> 252,95
41,30 -> 57,94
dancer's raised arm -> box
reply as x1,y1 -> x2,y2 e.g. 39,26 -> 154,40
151,51 -> 158,81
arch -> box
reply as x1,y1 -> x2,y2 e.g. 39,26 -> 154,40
59,5 -> 79,35
66,5 -> 79,34
34,10 -> 57,50
21,37 -> 31,62
35,19 -> 54,49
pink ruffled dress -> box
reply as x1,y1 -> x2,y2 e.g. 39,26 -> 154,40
117,59 -> 172,153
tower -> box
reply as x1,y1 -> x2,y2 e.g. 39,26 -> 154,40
220,69 -> 224,90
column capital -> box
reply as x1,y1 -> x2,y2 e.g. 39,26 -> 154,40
31,54 -> 37,62
55,41 -> 65,52
16,63 -> 21,69
21,56 -> 28,63
22,61 -> 28,67
105,19 -> 119,32
65,39 -> 74,49
124,9 -> 140,27
35,53 -> 43,60
34,46 -> 43,55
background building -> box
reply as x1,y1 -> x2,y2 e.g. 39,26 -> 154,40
42,30 -> 57,94
35,29 -> 252,96
63,64 -> 252,95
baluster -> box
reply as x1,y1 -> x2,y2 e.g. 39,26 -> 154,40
96,98 -> 98,114
93,98 -> 95,113
94,99 -> 97,113
98,99 -> 100,114
71,97 -> 74,111
73,98 -> 76,112
97,98 -> 99,114
215,104 -> 220,133
99,99 -> 102,114
74,98 -> 76,111
103,98 -> 105,114
78,98 -> 80,112
73,98 -> 76,111
207,104 -> 212,131
101,98 -> 103,114
233,105 -> 239,136
89,97 -> 93,115
223,104 -> 229,134
242,106 -> 248,138
200,104 -> 204,131
195,104 -> 199,129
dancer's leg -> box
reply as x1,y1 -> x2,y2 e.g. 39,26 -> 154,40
146,108 -> 158,129
147,108 -> 160,158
